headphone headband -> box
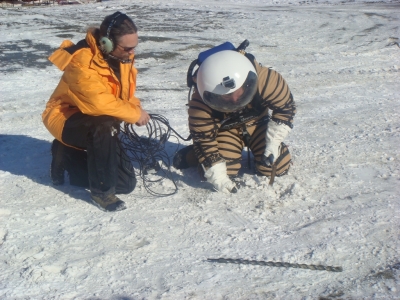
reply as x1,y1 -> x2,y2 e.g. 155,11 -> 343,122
106,12 -> 123,39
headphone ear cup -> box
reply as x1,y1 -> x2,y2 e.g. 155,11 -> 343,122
99,36 -> 114,54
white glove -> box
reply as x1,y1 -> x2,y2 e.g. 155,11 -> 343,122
263,120 -> 291,165
203,161 -> 237,194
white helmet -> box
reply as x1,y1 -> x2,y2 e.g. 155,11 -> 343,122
196,50 -> 258,113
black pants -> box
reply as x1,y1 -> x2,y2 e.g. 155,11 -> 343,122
62,112 -> 136,195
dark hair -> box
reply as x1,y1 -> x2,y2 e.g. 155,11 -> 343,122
100,11 -> 137,43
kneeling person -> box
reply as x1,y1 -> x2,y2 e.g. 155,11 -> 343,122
174,47 -> 296,193
42,12 -> 150,211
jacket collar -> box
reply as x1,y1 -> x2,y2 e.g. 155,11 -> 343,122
86,29 -> 134,75
86,30 -> 110,75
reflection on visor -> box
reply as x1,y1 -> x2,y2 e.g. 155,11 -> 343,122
203,71 -> 257,112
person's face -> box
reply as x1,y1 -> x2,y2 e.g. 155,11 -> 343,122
111,32 -> 138,60
221,87 -> 244,103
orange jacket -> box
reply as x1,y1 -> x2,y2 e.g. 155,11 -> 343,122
42,30 -> 142,142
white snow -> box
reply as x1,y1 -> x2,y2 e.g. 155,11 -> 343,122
0,0 -> 399,299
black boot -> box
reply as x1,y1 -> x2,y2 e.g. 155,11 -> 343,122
50,139 -> 89,187
90,188 -> 126,212
172,145 -> 198,169
50,139 -> 66,185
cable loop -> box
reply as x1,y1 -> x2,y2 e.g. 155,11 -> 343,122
119,114 -> 191,196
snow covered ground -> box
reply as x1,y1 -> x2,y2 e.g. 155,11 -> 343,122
0,0 -> 399,299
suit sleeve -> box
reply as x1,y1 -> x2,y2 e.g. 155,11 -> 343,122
64,56 -> 142,124
255,64 -> 296,128
188,89 -> 224,168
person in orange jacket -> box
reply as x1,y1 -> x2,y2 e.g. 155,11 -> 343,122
42,11 -> 150,212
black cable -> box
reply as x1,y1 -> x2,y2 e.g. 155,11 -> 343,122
119,114 -> 190,196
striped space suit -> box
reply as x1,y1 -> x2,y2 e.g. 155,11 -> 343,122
185,55 -> 296,177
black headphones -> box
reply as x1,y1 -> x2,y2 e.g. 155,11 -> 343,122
99,12 -> 127,54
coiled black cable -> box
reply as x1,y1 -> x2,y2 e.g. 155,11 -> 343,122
119,114 -> 191,196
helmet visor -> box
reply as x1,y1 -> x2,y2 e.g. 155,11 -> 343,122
202,71 -> 258,112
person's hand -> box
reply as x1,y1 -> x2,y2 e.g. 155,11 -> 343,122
203,161 -> 237,193
263,120 -> 291,166
135,108 -> 150,126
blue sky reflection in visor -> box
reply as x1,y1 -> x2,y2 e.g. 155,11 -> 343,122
203,71 -> 258,112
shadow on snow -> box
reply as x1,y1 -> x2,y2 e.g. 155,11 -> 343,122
0,134 -> 218,204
